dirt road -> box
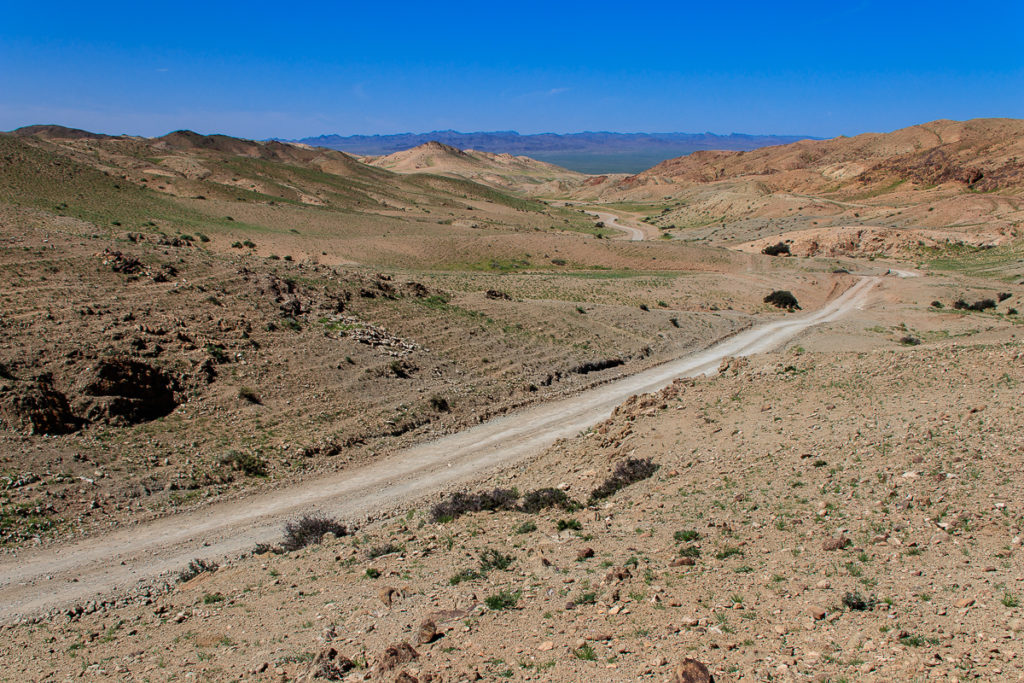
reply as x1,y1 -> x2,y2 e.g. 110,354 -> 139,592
587,211 -> 646,241
0,277 -> 878,623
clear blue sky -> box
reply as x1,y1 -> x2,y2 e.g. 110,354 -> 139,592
2,1 -> 1021,139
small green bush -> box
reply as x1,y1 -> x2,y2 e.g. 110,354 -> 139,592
484,589 -> 521,611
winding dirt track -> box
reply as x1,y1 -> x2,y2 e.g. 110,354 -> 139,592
0,277 -> 878,623
586,211 -> 646,241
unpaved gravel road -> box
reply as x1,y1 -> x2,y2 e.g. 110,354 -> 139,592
0,277 -> 878,623
586,211 -> 645,241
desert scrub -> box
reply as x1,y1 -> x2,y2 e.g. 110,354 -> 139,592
366,542 -> 403,559
557,518 -> 582,531
178,558 -> 218,583
219,450 -> 267,477
764,290 -> 800,310
589,457 -> 659,503
430,488 -> 519,522
449,569 -> 483,585
280,514 -> 348,551
484,589 -> 521,611
519,487 -> 578,513
479,548 -> 515,572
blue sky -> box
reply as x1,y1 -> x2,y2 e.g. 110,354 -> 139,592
1,1 -> 1021,139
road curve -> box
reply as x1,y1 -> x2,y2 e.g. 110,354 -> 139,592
0,277 -> 878,623
587,211 -> 645,241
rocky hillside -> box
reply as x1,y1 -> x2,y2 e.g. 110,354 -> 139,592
629,118 -> 1024,194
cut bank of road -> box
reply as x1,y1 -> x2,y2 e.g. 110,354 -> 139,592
0,277 -> 878,623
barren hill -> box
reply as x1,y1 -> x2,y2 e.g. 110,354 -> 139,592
577,119 -> 1024,264
12,124 -> 114,140
633,118 -> 1024,194
368,141 -> 588,196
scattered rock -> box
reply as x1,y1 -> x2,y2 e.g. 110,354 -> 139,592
378,642 -> 419,672
416,619 -> 437,645
670,657 -> 713,683
822,535 -> 851,551
379,586 -> 398,607
0,377 -> 80,434
309,647 -> 354,680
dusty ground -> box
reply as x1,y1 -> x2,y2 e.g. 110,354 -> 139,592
0,276 -> 878,624
3,336 -> 1022,681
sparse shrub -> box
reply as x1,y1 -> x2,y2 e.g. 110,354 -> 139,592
843,591 -> 875,611
998,292 -> 1012,302
389,360 -> 410,378
589,457 -> 659,502
242,240 -> 256,249
930,301 -> 943,308
195,232 -> 210,243
550,258 -> 567,266
715,546 -> 743,560
761,242 -> 791,256
231,241 -> 243,249
764,290 -> 801,311
674,530 -> 700,543
479,548 -> 515,572
484,589 -> 521,611
449,568 -> 482,585
573,644 -> 597,660
203,592 -> 225,604
678,545 -> 701,558
669,317 -> 680,328
364,568 -> 381,579
557,518 -> 582,531
574,591 -> 597,606
576,306 -> 586,314
639,303 -> 649,311
205,343 -> 228,363
519,487 -> 577,513
515,521 -> 537,534
953,298 -> 996,312
1009,308 -> 1018,315
219,450 -> 267,477
899,336 -> 922,346
430,488 -> 520,523
281,514 -> 348,552
366,542 -> 402,559
238,386 -> 261,404
179,558 -> 218,583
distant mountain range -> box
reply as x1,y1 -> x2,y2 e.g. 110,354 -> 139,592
287,130 -> 817,174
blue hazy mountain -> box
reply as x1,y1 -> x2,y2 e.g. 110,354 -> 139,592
287,130 -> 816,174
